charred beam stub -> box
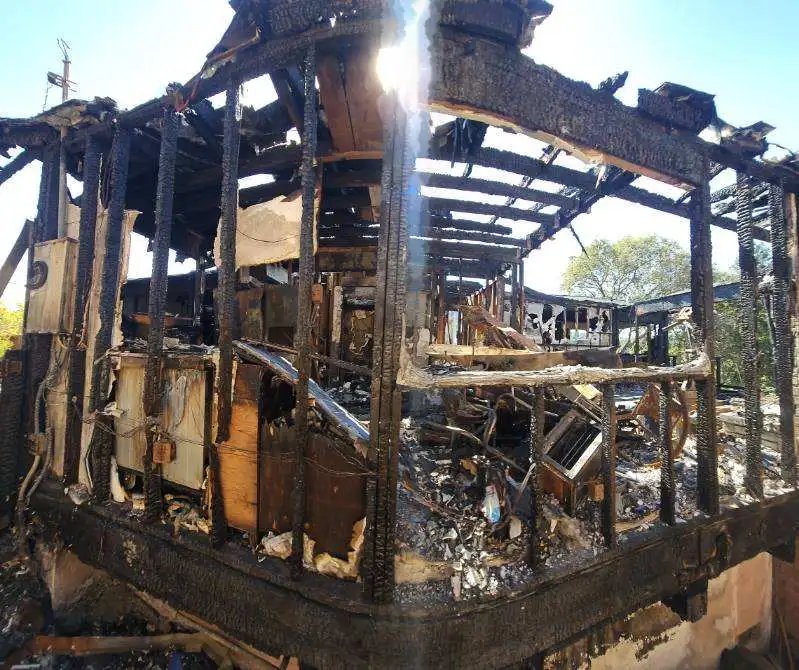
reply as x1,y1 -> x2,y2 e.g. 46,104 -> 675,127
768,182 -> 797,485
601,383 -> 617,548
689,160 -> 719,515
291,45 -> 318,580
735,172 -> 763,497
659,380 -> 676,525
142,105 -> 179,522
213,77 -> 242,544
64,137 -> 102,485
527,387 -> 545,568
87,127 -> 130,502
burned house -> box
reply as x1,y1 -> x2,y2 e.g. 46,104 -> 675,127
1,1 -> 799,667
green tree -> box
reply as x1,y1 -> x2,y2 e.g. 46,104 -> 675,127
561,235 -> 691,303
0,303 -> 23,358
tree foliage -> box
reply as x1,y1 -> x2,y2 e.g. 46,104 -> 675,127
0,303 -> 23,358
561,235 -> 691,303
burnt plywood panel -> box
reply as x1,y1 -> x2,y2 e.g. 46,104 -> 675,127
263,285 -> 297,329
341,307 -> 374,368
236,286 -> 264,340
259,425 -> 366,559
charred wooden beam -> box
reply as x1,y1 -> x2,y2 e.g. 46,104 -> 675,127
735,173 -> 763,498
427,215 -> 513,235
64,137 -> 102,485
88,127 -> 131,502
768,182 -> 796,485
420,229 -> 525,247
601,384 -> 617,548
689,160 -> 719,515
213,78 -> 242,544
0,148 -> 39,187
142,107 -> 179,522
323,165 -> 382,188
408,238 -> 520,263
427,145 -> 596,190
425,195 -> 556,226
364,93 -> 412,603
0,220 -> 30,300
659,380 -> 676,525
291,46 -> 318,580
239,177 -> 300,208
421,173 -> 577,208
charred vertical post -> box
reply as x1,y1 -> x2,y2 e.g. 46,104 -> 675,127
735,173 -> 763,497
527,387 -> 545,568
659,380 -> 676,524
291,45 -> 318,579
518,258 -> 525,332
689,161 -> 718,515
510,262 -> 519,330
63,137 -> 102,484
214,77 -> 242,543
141,105 -> 179,521
769,182 -> 797,485
88,126 -> 130,502
457,260 -> 464,343
363,93 -> 413,603
601,383 -> 617,548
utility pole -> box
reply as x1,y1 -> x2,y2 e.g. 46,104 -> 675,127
47,39 -> 75,237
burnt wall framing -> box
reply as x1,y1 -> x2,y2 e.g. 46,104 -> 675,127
63,136 -> 103,485
31,482 -> 799,669
141,106 -> 180,521
363,93 -> 412,602
87,126 -> 131,503
291,45 -> 318,578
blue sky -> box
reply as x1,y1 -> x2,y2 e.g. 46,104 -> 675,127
1,0 -> 797,306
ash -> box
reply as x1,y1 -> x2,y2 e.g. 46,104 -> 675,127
394,400 -> 796,606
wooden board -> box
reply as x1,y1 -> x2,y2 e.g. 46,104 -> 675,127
316,46 -> 384,153
426,344 -> 621,371
219,363 -> 262,533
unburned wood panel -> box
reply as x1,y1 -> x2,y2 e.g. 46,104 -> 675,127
317,46 -> 383,154
225,363 -> 261,453
218,445 -> 258,533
